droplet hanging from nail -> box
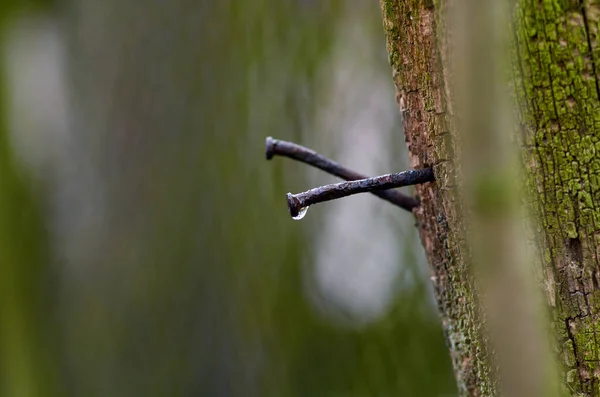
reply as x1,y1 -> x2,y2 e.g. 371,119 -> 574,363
292,206 -> 309,220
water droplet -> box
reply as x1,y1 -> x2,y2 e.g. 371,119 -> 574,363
292,206 -> 309,220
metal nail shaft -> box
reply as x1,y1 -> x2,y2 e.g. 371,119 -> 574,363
286,168 -> 435,218
266,136 -> 420,212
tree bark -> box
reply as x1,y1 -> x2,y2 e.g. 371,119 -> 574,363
380,1 -> 492,394
380,1 -> 600,396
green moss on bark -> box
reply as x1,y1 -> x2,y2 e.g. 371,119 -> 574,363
512,0 -> 600,394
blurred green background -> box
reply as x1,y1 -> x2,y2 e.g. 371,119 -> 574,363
0,0 -> 456,396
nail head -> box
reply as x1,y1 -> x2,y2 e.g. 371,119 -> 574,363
286,192 -> 301,218
265,136 -> 276,160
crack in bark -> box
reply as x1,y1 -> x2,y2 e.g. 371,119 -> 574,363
580,1 -> 600,102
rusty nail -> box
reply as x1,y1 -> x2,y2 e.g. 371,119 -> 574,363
286,168 -> 434,219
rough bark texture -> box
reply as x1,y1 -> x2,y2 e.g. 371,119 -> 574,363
379,1 -> 494,395
381,0 -> 600,396
513,1 -> 600,395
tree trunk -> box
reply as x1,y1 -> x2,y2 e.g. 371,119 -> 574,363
380,1 -> 600,396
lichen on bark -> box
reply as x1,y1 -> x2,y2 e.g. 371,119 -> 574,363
513,1 -> 600,395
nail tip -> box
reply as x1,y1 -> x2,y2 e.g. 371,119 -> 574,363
265,136 -> 275,160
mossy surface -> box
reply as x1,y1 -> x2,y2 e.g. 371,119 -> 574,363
513,0 -> 600,395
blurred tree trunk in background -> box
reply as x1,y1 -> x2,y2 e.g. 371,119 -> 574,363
380,0 -> 600,396
0,2 -> 63,397
0,53 -> 61,397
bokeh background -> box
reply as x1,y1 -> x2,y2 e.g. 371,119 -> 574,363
1,0 -> 457,396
